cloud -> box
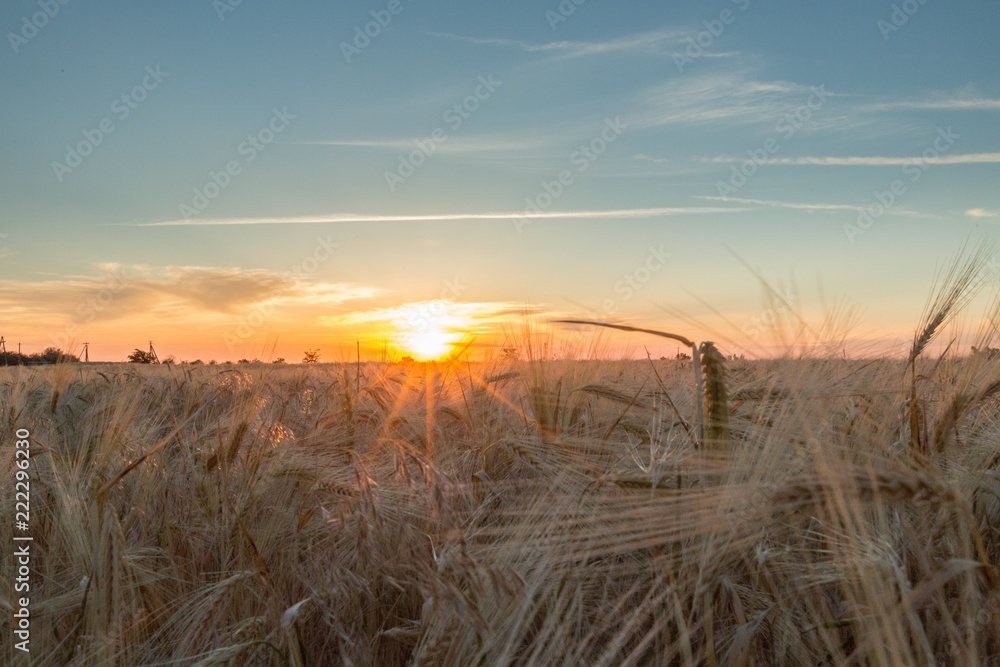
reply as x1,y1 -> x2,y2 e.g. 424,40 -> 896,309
326,300 -> 531,326
294,136 -> 542,155
0,266 -> 381,324
154,267 -> 296,313
697,196 -> 938,219
429,28 -> 690,59
700,153 -> 1000,166
631,74 -> 848,130
632,153 -> 670,164
632,72 -> 1000,140
697,196 -> 861,212
866,98 -> 1000,111
133,207 -> 749,227
320,300 -> 547,348
967,208 -> 1000,219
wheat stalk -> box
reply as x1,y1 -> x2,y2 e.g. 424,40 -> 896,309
908,241 -> 991,366
554,319 -> 706,444
772,469 -> 960,510
699,341 -> 731,453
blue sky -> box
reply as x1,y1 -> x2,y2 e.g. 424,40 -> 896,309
1,0 -> 999,361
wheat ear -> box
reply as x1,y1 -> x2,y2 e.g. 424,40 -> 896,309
699,341 -> 731,453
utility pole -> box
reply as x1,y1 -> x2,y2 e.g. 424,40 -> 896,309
0,337 -> 6,365
82,342 -> 89,363
148,341 -> 159,364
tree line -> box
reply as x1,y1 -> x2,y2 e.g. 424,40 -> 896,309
0,347 -> 79,365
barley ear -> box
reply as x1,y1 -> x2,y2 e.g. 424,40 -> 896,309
699,341 -> 731,453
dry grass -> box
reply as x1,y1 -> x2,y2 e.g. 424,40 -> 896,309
5,268 -> 1000,664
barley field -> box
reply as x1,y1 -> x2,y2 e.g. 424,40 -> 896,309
2,357 -> 1000,665
5,270 -> 1000,665
5,0 -> 997,663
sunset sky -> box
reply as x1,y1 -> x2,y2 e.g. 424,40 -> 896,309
2,0 -> 999,361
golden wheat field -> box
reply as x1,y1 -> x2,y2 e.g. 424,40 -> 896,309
6,0 -> 1000,663
5,296 -> 1000,666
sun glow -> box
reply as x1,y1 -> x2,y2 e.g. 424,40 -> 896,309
405,329 -> 456,360
393,301 -> 470,361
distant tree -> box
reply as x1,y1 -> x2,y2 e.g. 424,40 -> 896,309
400,356 -> 415,364
127,349 -> 158,364
162,355 -> 176,365
302,349 -> 321,364
273,357 -> 286,364
188,359 -> 204,365
34,347 -> 79,364
208,360 -> 217,365
1,348 -> 77,365
237,358 -> 250,364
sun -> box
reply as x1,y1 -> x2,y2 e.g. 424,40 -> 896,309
393,301 -> 469,361
405,329 -> 455,360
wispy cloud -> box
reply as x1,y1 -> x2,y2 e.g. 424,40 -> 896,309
967,208 -> 1000,219
134,207 -> 749,227
700,153 -> 1000,166
429,28 -> 689,59
632,153 -> 670,164
866,98 -> 1000,111
697,195 -> 861,212
295,136 -> 542,155
323,300 -> 536,329
319,300 -> 550,354
630,74 -> 850,130
0,266 -> 382,322
698,196 -> 940,219
632,72 -> 1000,139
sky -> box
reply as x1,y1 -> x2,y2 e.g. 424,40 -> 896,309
1,0 -> 999,362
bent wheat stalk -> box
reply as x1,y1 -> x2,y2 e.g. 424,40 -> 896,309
555,320 -> 720,449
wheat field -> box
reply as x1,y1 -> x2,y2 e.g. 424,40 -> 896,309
5,262 -> 1000,665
